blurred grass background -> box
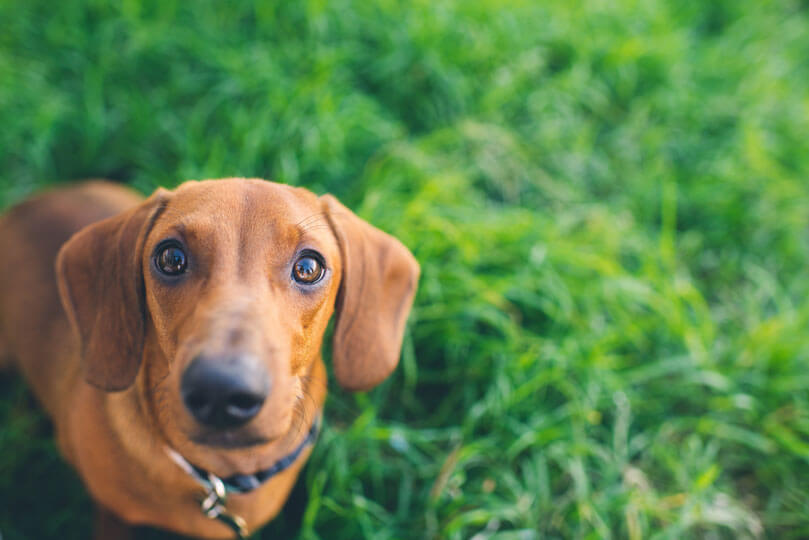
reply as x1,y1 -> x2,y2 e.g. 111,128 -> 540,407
1,0 -> 808,538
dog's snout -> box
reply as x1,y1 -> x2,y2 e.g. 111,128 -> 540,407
181,354 -> 270,429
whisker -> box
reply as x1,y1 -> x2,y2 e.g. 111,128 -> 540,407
295,213 -> 329,233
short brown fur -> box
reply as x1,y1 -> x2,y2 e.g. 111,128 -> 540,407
0,179 -> 419,539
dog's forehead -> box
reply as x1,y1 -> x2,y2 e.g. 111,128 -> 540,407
172,178 -> 317,219
153,179 -> 329,242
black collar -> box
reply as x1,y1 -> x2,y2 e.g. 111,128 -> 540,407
167,417 -> 320,495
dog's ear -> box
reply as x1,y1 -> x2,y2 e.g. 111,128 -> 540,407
321,195 -> 420,391
56,190 -> 169,391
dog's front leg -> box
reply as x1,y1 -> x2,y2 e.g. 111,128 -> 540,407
94,505 -> 134,540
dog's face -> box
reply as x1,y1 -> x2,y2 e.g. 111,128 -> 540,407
143,180 -> 341,471
56,178 -> 419,475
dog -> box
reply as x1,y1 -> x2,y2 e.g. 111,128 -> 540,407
0,178 -> 419,539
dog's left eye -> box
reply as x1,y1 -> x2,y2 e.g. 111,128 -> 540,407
293,253 -> 324,284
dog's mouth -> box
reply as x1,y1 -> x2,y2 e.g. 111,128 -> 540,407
191,430 -> 273,449
167,417 -> 320,494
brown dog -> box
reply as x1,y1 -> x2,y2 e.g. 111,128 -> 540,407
0,178 -> 419,539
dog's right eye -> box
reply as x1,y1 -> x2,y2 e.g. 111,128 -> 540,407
155,243 -> 187,276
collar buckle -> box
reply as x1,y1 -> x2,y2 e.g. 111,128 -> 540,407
199,472 -> 248,539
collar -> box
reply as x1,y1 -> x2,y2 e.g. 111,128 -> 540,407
165,417 -> 320,539
166,416 -> 320,495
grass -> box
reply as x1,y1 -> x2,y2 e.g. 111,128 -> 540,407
1,0 -> 808,538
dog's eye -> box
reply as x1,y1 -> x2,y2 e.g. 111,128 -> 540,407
293,254 -> 324,284
156,244 -> 187,276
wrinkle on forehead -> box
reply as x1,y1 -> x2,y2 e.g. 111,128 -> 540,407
157,181 -> 301,234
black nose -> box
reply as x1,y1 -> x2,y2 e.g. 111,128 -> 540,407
181,354 -> 270,429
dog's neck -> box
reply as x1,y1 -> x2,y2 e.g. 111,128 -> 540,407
164,414 -> 321,538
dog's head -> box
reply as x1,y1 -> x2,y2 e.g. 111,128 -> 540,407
56,178 -> 419,473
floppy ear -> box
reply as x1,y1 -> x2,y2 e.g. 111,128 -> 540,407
321,195 -> 420,391
56,190 -> 169,391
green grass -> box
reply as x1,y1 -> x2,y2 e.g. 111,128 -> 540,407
1,0 -> 809,538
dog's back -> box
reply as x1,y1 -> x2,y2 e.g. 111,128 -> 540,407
0,181 -> 142,414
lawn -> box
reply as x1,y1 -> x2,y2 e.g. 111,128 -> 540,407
1,1 -> 808,538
